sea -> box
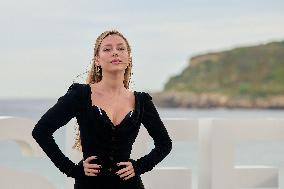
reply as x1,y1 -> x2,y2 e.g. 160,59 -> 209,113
0,98 -> 284,189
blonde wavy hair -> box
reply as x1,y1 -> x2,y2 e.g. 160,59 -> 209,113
72,30 -> 134,151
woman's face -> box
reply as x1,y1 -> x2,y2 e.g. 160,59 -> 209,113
96,34 -> 130,73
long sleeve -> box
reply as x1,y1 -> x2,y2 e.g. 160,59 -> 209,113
31,83 -> 85,179
130,92 -> 172,176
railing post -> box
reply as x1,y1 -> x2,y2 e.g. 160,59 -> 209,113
198,118 -> 235,189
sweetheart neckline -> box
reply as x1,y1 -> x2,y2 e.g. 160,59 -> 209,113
94,105 -> 134,127
87,84 -> 137,127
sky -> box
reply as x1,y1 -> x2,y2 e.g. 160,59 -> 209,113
0,0 -> 283,99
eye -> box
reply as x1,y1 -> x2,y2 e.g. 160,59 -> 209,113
118,47 -> 125,51
103,48 -> 110,52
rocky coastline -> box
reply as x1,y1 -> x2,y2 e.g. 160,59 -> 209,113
151,91 -> 284,109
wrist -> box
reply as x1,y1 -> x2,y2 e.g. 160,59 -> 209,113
128,158 -> 141,176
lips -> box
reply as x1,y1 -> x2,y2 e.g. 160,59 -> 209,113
111,59 -> 122,64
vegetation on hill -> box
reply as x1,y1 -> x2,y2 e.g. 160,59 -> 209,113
155,41 -> 284,108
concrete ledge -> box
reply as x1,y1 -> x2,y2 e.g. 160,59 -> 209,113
0,165 -> 56,189
235,166 -> 278,188
142,167 -> 192,189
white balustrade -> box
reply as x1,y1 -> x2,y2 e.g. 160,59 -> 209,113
1,116 -> 284,189
0,116 -> 56,189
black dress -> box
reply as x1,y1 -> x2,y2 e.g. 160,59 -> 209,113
32,83 -> 172,189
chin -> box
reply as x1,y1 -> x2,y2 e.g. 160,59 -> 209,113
107,68 -> 127,73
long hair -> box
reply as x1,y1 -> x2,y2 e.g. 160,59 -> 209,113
72,30 -> 133,151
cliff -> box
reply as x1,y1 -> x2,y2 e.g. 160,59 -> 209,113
154,41 -> 284,108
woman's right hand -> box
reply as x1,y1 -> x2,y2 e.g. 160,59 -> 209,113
83,156 -> 102,176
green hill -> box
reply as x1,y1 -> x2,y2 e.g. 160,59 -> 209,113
156,41 -> 284,108
165,41 -> 284,97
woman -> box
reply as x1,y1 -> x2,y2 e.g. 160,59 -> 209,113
32,30 -> 172,189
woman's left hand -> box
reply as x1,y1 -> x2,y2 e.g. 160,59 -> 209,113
115,161 -> 136,180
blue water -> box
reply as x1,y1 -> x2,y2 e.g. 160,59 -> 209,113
0,99 -> 284,189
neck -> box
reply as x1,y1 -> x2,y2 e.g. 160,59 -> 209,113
99,71 -> 126,95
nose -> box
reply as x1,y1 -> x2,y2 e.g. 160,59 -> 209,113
112,49 -> 119,56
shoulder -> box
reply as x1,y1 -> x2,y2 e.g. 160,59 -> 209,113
67,82 -> 85,93
135,91 -> 153,103
68,82 -> 86,90
141,91 -> 152,100
65,82 -> 88,100
139,91 -> 158,119
59,83 -> 90,110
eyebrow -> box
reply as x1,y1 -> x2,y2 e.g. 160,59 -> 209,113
102,43 -> 125,48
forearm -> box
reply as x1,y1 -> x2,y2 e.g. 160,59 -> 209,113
130,92 -> 172,175
130,138 -> 172,175
32,123 -> 84,178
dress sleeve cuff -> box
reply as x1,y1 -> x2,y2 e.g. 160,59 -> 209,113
129,158 -> 141,176
69,159 -> 85,179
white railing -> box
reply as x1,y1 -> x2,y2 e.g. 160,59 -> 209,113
0,116 -> 56,189
1,116 -> 283,189
198,118 -> 283,189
